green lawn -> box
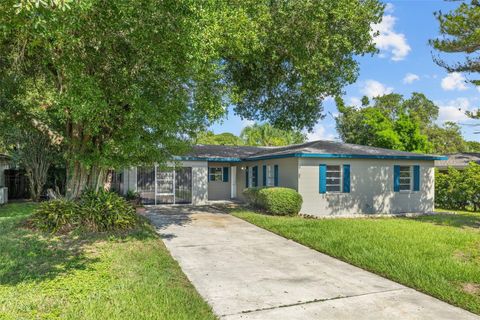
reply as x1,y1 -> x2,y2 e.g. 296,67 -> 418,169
0,203 -> 216,320
232,208 -> 480,315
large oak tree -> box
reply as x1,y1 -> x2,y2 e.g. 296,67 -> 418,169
0,0 -> 383,198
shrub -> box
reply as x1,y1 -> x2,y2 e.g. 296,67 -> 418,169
32,198 -> 80,233
257,187 -> 303,216
79,189 -> 138,231
32,190 -> 138,233
125,189 -> 141,206
242,187 -> 264,207
435,163 -> 480,211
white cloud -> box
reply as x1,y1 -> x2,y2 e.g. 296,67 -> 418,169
306,124 -> 336,142
403,73 -> 419,84
384,3 -> 395,14
441,72 -> 468,91
360,80 -> 393,98
438,97 -> 471,123
372,14 -> 411,61
349,97 -> 362,107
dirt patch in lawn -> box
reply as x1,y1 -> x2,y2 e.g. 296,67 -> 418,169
462,283 -> 480,296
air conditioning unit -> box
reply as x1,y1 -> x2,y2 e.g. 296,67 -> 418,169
0,187 -> 7,205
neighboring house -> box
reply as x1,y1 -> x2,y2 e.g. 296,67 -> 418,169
434,153 -> 480,171
0,154 -> 10,187
120,140 -> 446,216
0,154 -> 11,204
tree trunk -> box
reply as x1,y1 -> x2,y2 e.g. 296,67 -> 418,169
65,161 -> 110,199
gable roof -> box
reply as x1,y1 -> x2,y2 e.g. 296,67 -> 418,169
180,140 -> 446,162
435,153 -> 480,169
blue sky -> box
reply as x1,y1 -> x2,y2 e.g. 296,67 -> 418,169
210,0 -> 479,142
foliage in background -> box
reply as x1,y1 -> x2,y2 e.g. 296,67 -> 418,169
197,123 -> 307,146
431,0 -> 479,120
336,93 -> 431,153
196,131 -> 245,146
0,0 -> 383,198
435,163 -> 480,211
0,125 -> 61,201
240,123 -> 306,146
32,190 -> 138,233
243,187 -> 303,216
336,93 -> 478,154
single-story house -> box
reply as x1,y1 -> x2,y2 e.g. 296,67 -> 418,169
435,153 -> 480,171
119,140 -> 446,217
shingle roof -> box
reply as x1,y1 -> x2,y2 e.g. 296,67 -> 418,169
435,153 -> 480,169
183,140 -> 446,161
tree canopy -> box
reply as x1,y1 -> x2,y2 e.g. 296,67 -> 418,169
335,93 -> 476,154
196,123 -> 306,147
431,0 -> 480,119
196,131 -> 245,146
240,123 -> 306,146
0,0 -> 384,197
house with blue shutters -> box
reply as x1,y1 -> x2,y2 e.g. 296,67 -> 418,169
119,140 -> 446,216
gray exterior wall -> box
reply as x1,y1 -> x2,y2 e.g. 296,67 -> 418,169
235,157 -> 299,200
298,158 -> 435,216
207,162 -> 231,200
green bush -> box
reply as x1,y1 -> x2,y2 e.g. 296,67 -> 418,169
32,199 -> 80,233
257,187 -> 303,216
242,187 -> 264,207
435,163 -> 480,211
32,190 -> 138,233
79,189 -> 138,231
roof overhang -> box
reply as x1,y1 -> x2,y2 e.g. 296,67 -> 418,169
176,153 -> 448,162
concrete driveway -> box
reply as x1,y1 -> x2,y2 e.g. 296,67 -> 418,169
146,206 -> 479,320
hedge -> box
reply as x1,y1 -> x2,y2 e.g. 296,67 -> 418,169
243,187 -> 303,216
435,163 -> 480,211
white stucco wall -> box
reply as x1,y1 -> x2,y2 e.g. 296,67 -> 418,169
207,162 -> 231,200
298,158 -> 435,216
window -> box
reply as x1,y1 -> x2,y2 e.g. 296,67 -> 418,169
266,165 -> 275,186
399,166 -> 411,191
326,165 -> 342,192
209,167 -> 223,181
249,166 -> 258,187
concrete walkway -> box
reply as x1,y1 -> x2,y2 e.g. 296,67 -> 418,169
146,206 -> 479,320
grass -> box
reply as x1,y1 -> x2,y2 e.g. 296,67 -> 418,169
0,202 -> 216,320
232,208 -> 480,315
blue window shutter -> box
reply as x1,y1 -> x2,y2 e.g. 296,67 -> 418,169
343,164 -> 350,193
413,165 -> 420,191
253,166 -> 258,187
262,165 -> 267,186
223,167 -> 229,182
394,165 -> 400,192
319,164 -> 327,194
245,166 -> 249,188
274,165 -> 279,186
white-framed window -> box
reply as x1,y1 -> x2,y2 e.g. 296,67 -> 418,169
326,165 -> 342,192
209,167 -> 223,182
266,165 -> 275,186
399,165 -> 411,191
248,166 -> 258,187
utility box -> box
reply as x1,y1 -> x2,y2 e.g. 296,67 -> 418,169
0,187 -> 8,205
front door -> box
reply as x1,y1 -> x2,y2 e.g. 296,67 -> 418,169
231,166 -> 237,198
